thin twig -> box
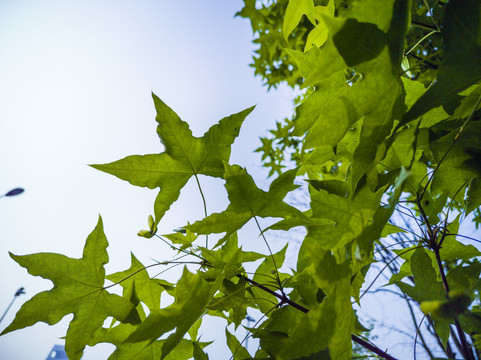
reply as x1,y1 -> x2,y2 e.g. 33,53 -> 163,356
193,174 -> 209,248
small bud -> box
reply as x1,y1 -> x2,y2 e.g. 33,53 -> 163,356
137,215 -> 157,238
137,230 -> 154,239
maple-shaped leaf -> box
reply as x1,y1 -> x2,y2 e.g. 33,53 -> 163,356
0,216 -> 140,360
289,0 -> 410,192
89,323 -> 202,360
283,0 -> 316,41
91,94 -> 254,224
107,253 -> 173,311
277,251 -> 353,359
187,163 -> 302,237
394,248 -> 445,304
125,268 -> 223,359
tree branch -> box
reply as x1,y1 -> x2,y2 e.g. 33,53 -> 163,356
240,275 -> 398,360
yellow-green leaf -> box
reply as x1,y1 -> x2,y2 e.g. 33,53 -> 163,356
1,216 -> 140,360
91,95 -> 254,224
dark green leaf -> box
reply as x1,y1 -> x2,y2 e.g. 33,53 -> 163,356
403,0 -> 481,122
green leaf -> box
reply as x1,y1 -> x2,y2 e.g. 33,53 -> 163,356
286,46 -> 346,89
252,245 -> 289,314
193,341 -> 209,360
107,253 -> 169,311
89,324 -> 199,360
163,229 -> 198,251
439,235 -> 481,262
283,0 -> 316,41
225,328 -> 252,360
357,167 -> 410,257
292,0 -> 410,190
453,84 -> 481,120
0,216 -> 139,360
188,164 -> 301,237
278,251 -> 353,359
265,213 -> 335,233
200,232 -> 264,279
325,16 -> 387,67
304,1 -> 335,51
305,179 -> 384,251
466,177 -> 481,214
286,269 -> 324,309
401,77 -> 449,128
307,179 -> 348,197
421,290 -> 472,320
403,0 -> 481,123
91,94 -> 254,223
380,223 -> 406,238
188,318 -> 203,342
430,121 -> 481,200
126,268 -> 223,359
446,263 -> 481,293
209,277 -> 254,328
394,248 -> 445,303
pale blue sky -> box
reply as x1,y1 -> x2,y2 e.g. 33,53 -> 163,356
0,1 -> 297,358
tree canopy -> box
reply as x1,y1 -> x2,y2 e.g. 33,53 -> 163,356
2,0 -> 481,359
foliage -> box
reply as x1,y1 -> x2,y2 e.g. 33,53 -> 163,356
2,0 -> 481,359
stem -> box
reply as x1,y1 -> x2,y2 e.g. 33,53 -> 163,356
450,325 -> 465,358
352,336 -> 398,360
405,295 -> 434,359
433,247 -> 475,359
405,30 -> 439,56
103,261 -> 202,290
410,21 -> 438,32
0,297 -> 17,324
422,0 -> 441,31
155,234 -> 204,260
239,274 -> 397,360
253,216 -> 282,289
416,196 -> 435,242
426,315 -> 455,358
229,305 -> 278,360
193,174 -> 209,248
433,248 -> 449,294
357,246 -> 422,303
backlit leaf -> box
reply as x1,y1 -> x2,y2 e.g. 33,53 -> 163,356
91,94 -> 254,224
283,0 -> 316,41
125,268 -> 223,359
188,164 -> 301,237
0,217 -> 140,360
403,0 -> 481,122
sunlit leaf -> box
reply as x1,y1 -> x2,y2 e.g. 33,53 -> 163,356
0,217 -> 140,360
188,164 -> 302,238
125,268 -> 223,359
283,0 -> 316,41
91,95 -> 254,224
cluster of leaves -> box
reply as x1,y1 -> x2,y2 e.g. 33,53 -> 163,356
2,0 -> 481,359
247,0 -> 451,178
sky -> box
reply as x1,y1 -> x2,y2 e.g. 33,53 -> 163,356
0,1 -> 298,358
